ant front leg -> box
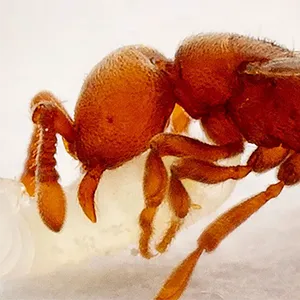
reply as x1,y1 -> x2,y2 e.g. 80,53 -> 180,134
20,91 -> 75,232
155,148 -> 294,300
139,130 -> 244,258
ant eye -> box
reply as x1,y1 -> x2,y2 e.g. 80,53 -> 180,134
150,57 -> 156,65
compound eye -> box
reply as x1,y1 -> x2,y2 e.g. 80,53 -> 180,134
149,57 -> 156,65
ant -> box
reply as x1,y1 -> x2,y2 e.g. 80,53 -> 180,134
20,33 -> 300,300
139,33 -> 300,300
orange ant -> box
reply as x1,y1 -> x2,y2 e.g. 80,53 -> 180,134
20,33 -> 300,300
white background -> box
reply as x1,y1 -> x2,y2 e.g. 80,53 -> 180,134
1,1 -> 300,300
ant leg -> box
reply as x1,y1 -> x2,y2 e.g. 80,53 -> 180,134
139,133 -> 244,258
139,114 -> 242,258
154,158 -> 251,254
170,104 -> 191,134
139,150 -> 168,258
155,151 -> 298,300
169,144 -> 290,189
78,165 -> 106,223
155,181 -> 284,300
149,133 -> 244,160
155,173 -> 191,253
142,110 -> 288,257
171,158 -> 251,183
22,91 -> 75,232
156,145 -> 289,254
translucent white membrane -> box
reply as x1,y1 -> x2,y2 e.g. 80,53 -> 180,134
0,123 -> 240,279
2,171 -> 300,300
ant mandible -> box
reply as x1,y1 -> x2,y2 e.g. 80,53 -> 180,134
138,33 -> 300,300
20,45 -> 191,232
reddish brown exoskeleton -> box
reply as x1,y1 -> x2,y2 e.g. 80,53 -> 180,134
20,45 -> 188,232
138,33 -> 300,300
20,33 -> 300,300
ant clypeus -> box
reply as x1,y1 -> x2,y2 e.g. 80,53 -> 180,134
20,33 -> 300,300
